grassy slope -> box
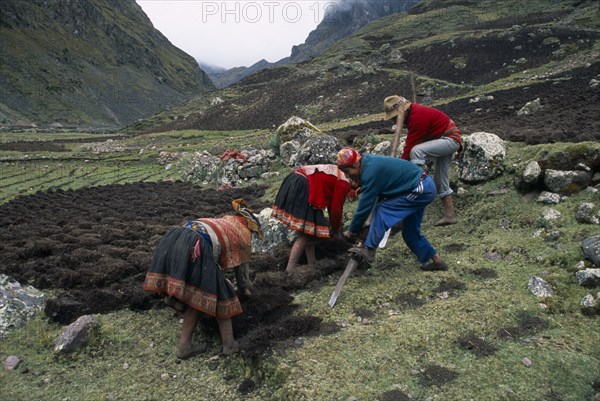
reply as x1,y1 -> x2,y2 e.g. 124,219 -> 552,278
0,0 -> 211,126
0,137 -> 599,401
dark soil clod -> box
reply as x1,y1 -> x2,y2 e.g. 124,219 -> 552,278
395,293 -> 426,309
379,389 -> 413,401
497,311 -> 550,340
443,243 -> 466,253
432,279 -> 467,296
419,364 -> 458,387
457,334 -> 498,357
471,268 -> 498,279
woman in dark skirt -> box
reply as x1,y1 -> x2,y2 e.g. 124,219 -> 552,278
272,164 -> 354,274
144,199 -> 263,359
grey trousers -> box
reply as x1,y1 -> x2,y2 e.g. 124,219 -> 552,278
410,137 -> 460,198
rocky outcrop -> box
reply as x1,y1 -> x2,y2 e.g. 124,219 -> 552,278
0,274 -> 46,340
513,144 -> 598,196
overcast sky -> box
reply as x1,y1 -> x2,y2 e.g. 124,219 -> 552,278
136,0 -> 334,69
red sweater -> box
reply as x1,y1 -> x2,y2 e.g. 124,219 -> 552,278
305,171 -> 350,232
401,103 -> 461,160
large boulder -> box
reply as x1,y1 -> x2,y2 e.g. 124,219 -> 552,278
54,315 -> 100,354
275,116 -> 321,143
582,235 -> 600,267
458,132 -> 506,183
295,135 -> 342,166
543,169 -> 591,193
251,208 -> 294,253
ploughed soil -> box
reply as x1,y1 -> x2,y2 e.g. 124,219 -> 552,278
0,181 -> 353,354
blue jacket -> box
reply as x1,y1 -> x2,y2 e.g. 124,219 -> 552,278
349,154 -> 423,233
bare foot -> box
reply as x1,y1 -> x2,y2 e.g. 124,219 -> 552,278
434,216 -> 458,226
176,342 -> 207,359
222,341 -> 240,355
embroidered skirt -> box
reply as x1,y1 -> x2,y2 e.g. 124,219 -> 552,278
271,172 -> 331,238
143,227 -> 242,319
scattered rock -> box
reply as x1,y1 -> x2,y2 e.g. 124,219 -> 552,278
537,191 -> 561,204
580,294 -> 596,308
275,116 -> 321,142
521,357 -> 533,367
295,135 -> 341,166
4,355 -> 20,370
576,269 -> 600,287
576,203 -> 599,224
527,276 -> 553,297
517,98 -> 542,116
251,207 -> 294,253
582,236 -> 600,266
514,161 -> 541,191
542,208 -> 561,221
54,315 -> 100,354
469,94 -> 494,103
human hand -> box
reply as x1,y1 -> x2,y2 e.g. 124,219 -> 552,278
343,230 -> 356,241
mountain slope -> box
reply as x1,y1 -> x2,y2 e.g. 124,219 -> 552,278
207,0 -> 419,88
280,0 -> 420,65
0,0 -> 214,129
126,0 -> 600,145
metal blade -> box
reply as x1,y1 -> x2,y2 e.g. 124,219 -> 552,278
328,258 -> 359,307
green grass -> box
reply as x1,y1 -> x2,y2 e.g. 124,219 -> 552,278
0,128 -> 280,204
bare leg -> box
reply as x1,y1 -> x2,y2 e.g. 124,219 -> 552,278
286,233 -> 307,274
434,195 -> 458,226
217,318 -> 239,355
305,237 -> 317,268
177,307 -> 207,359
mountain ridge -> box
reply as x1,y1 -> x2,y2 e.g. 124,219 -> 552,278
0,0 -> 214,130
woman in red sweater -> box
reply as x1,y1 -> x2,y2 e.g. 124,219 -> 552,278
384,95 -> 463,226
272,164 -> 353,274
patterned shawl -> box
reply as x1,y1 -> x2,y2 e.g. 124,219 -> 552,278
198,215 -> 251,270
